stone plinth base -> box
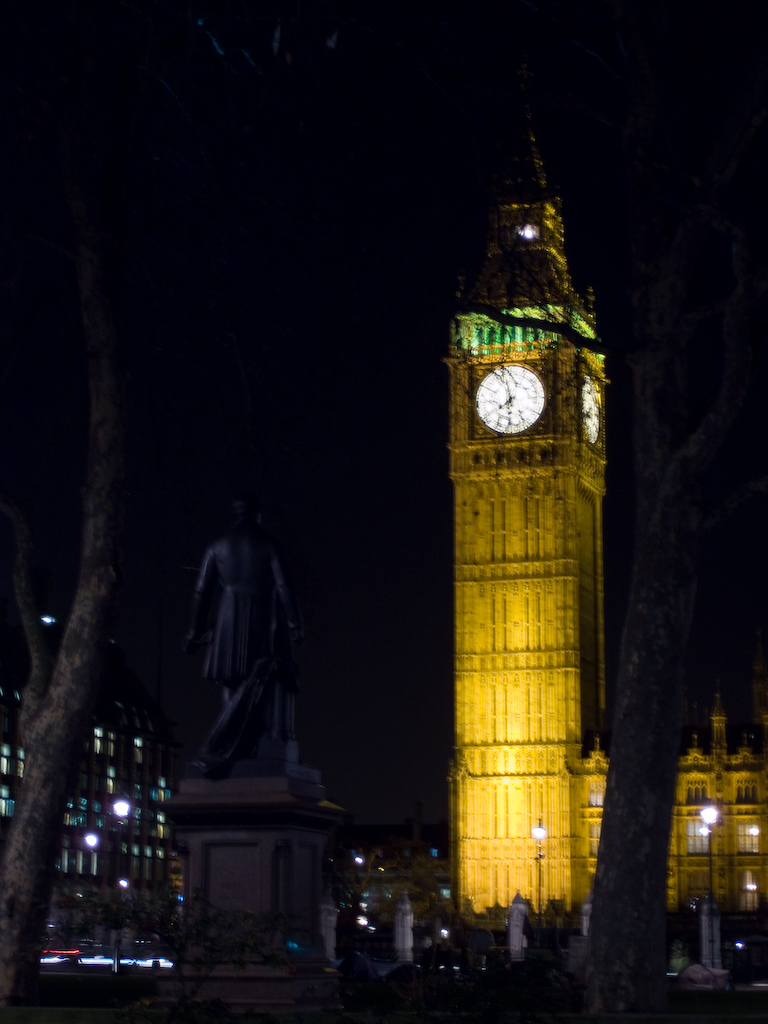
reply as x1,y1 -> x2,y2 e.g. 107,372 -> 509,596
156,958 -> 340,1014
163,763 -> 343,1011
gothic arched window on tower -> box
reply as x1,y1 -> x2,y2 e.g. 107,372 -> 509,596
737,780 -> 758,803
588,781 -> 605,807
686,783 -> 708,805
589,823 -> 601,857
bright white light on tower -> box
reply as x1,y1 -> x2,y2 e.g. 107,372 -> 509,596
40,616 -> 56,625
118,879 -> 129,889
84,834 -> 99,848
701,805 -> 718,826
532,823 -> 547,841
113,800 -> 130,818
517,224 -> 539,240
749,826 -> 760,836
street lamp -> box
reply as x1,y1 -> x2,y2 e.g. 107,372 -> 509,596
112,800 -> 131,882
699,804 -> 719,967
83,833 -> 99,879
532,820 -> 546,946
112,801 -> 131,974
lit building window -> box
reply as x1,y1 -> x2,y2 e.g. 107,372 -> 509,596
737,821 -> 760,854
740,871 -> 759,911
0,744 -> 11,776
93,727 -> 103,754
0,785 -> 14,817
588,782 -> 605,807
686,819 -> 708,854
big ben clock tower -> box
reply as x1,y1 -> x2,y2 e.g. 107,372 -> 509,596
448,135 -> 607,916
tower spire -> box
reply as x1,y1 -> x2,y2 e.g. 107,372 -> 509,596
461,105 -> 596,343
711,686 -> 726,754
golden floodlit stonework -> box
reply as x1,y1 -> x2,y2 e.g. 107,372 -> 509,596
449,137 -> 768,921
448,137 -> 607,915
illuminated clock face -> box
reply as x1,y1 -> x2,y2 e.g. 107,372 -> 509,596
476,365 -> 545,435
582,376 -> 600,443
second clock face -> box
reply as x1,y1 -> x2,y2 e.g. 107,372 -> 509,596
582,376 -> 600,444
476,365 -> 545,435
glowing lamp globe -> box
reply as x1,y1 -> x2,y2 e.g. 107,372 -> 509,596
700,806 -> 718,826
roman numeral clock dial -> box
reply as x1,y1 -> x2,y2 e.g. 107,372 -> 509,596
475,364 -> 545,434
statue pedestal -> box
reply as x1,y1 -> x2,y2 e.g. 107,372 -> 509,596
161,763 -> 343,1012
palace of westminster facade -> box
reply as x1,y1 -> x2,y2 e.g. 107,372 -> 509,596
448,136 -> 768,921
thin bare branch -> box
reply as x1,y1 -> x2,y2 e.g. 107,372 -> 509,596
458,303 -> 606,353
674,220 -> 768,475
704,475 -> 768,533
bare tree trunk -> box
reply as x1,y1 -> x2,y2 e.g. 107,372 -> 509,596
585,458 -> 699,1010
0,180 -> 126,1004
582,4 -> 768,1009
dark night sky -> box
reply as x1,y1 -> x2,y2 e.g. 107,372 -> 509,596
1,2 -> 767,823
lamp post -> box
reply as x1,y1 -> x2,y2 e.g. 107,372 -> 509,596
112,800 -> 131,974
84,832 -> 99,879
699,804 -> 719,968
532,820 -> 546,947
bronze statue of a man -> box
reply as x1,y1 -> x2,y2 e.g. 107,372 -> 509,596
184,494 -> 303,777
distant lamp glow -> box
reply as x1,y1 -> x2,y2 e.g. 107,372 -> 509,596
118,878 -> 129,889
440,928 -> 449,939
84,834 -> 99,848
354,855 -> 364,865
113,800 -> 130,819
40,616 -> 56,625
749,826 -> 760,837
747,883 -> 758,891
701,805 -> 718,826
356,915 -> 368,927
517,224 -> 539,240
532,820 -> 546,946
735,941 -> 745,949
700,804 -> 719,968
